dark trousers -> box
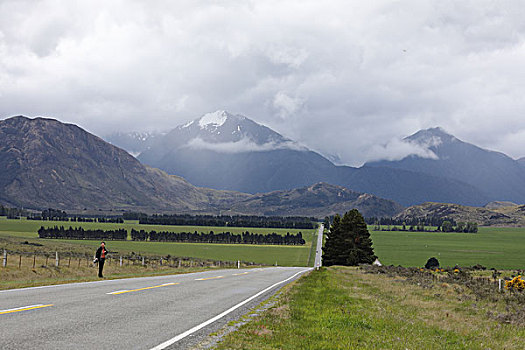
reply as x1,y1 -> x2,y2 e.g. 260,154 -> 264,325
98,258 -> 105,277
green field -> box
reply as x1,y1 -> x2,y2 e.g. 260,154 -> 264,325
371,227 -> 525,269
0,217 -> 317,267
2,217 -> 525,268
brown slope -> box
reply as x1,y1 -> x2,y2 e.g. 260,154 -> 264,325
225,182 -> 404,218
0,116 -> 247,211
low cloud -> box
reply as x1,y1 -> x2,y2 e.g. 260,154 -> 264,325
183,137 -> 307,154
2,1 -> 525,164
365,138 -> 439,163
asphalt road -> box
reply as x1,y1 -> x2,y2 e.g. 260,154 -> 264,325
314,224 -> 324,269
0,267 -> 310,349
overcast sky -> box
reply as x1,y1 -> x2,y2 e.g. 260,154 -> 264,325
2,0 -> 525,166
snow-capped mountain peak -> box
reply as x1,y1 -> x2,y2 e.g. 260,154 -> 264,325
198,110 -> 232,129
405,127 -> 457,148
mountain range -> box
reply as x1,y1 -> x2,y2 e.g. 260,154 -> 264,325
0,116 -> 402,218
127,110 -> 522,206
367,127 -> 525,204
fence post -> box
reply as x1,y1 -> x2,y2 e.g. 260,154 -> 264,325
33,254 -> 36,268
19,255 -> 22,268
142,256 -> 145,266
499,279 -> 503,291
120,256 -> 122,267
178,259 -> 181,268
55,252 -> 59,267
3,250 -> 7,267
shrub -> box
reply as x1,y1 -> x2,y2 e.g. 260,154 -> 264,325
505,276 -> 525,292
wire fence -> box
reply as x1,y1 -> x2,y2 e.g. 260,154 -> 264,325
1,249 -> 258,269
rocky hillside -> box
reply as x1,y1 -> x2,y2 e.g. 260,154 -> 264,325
226,183 -> 404,218
0,116 -> 401,218
395,202 -> 525,226
0,116 -> 247,211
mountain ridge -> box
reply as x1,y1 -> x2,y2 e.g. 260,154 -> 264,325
367,127 -> 525,204
134,111 -> 492,206
0,115 -> 401,218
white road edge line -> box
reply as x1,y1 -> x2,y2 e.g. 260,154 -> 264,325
0,304 -> 45,313
150,268 -> 312,350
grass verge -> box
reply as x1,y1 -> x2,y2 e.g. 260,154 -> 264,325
216,267 -> 525,349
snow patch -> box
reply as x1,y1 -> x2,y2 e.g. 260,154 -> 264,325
181,120 -> 194,129
199,110 -> 228,129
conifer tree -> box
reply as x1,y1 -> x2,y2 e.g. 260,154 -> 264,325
322,209 -> 376,266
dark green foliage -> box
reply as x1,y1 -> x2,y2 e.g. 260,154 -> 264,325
37,226 -> 305,245
37,226 -> 127,240
0,205 -> 27,219
139,214 -> 315,229
425,257 -> 440,269
323,209 -> 377,266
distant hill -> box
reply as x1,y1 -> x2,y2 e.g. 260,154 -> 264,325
225,182 -> 404,218
395,202 -> 525,226
135,111 -> 488,206
367,127 -> 525,204
0,116 -> 401,218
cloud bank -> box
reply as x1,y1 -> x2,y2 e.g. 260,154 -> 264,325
183,137 -> 306,154
1,1 -> 525,165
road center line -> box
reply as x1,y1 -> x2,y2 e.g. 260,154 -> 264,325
107,282 -> 179,295
150,268 -> 311,350
0,304 -> 54,315
195,276 -> 224,281
233,272 -> 249,276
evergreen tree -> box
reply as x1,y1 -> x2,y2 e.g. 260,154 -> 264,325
323,209 -> 376,266
322,214 -> 343,266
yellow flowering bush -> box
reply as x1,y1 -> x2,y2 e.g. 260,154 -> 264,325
505,276 -> 525,292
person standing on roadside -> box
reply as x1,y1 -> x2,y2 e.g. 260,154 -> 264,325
95,241 -> 108,278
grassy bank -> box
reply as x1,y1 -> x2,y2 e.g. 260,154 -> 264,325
217,267 -> 525,349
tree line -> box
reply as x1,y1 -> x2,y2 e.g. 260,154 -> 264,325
0,205 -> 28,219
371,220 -> 478,233
37,226 -> 127,240
28,216 -> 124,223
134,213 -> 316,229
131,229 -> 305,245
36,226 -> 305,245
365,216 -> 458,227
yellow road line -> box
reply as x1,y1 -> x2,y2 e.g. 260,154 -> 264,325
233,272 -> 249,276
108,282 -> 179,295
195,276 -> 224,281
0,304 -> 53,315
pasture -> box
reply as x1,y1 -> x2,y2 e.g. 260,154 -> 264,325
2,217 -> 524,269
370,226 -> 525,269
0,217 -> 317,267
